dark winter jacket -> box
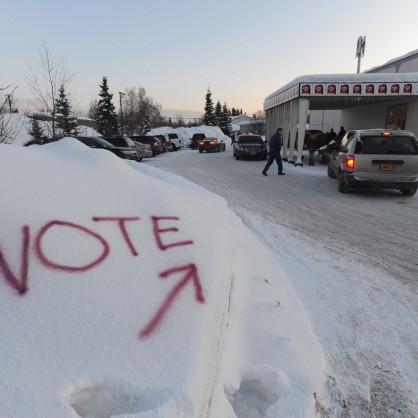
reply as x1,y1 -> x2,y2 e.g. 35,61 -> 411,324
269,133 -> 282,155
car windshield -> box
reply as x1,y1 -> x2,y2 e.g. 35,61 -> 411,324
355,135 -> 418,155
89,137 -> 114,147
238,136 -> 263,144
105,137 -> 129,147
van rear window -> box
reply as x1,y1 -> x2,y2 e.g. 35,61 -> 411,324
355,136 -> 418,155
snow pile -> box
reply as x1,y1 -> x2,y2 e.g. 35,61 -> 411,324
0,137 -> 326,417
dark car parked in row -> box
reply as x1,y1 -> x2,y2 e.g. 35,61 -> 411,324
198,137 -> 226,153
233,134 -> 267,160
73,136 -> 139,160
101,136 -> 141,161
130,136 -> 162,156
327,129 -> 418,195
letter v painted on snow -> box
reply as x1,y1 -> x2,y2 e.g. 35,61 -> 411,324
139,263 -> 205,339
0,226 -> 30,295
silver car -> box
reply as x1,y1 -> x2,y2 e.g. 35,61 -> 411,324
327,129 -> 418,196
132,141 -> 153,160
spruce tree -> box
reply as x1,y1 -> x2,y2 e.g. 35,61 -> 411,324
55,85 -> 79,137
142,114 -> 151,134
27,118 -> 46,144
96,77 -> 119,136
202,88 -> 216,126
214,101 -> 222,127
221,103 -> 232,137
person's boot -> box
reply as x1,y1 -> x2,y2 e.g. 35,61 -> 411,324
262,171 -> 267,176
278,172 -> 285,175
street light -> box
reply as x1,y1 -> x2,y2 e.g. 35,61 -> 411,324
119,92 -> 126,136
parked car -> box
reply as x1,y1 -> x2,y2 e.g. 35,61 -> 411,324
152,134 -> 171,153
167,133 -> 183,151
198,137 -> 226,153
101,136 -> 141,161
189,133 -> 206,149
72,136 -> 138,161
317,139 -> 341,164
327,129 -> 418,195
129,136 -> 162,156
233,134 -> 267,160
132,141 -> 153,160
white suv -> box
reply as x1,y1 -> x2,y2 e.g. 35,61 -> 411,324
328,129 -> 418,196
167,133 -> 183,151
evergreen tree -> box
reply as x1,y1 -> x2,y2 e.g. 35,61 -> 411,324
214,101 -> 222,126
143,114 -> 151,134
220,103 -> 232,137
96,77 -> 119,136
55,85 -> 79,137
27,118 -> 46,144
202,88 -> 216,126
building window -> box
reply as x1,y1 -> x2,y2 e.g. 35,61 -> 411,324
386,103 -> 408,130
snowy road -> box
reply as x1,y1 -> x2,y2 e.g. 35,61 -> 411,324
147,146 -> 418,418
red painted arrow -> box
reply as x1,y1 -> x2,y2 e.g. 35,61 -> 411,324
139,263 -> 205,339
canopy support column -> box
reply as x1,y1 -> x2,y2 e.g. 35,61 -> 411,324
295,98 -> 310,166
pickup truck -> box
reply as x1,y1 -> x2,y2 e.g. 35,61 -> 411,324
167,133 -> 183,151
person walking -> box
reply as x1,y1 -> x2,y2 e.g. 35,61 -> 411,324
262,128 -> 285,176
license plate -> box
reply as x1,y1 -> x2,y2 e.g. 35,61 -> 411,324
380,163 -> 394,171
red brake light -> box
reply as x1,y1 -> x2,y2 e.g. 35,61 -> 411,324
381,131 -> 392,136
199,141 -> 204,145
209,141 -> 216,145
345,155 -> 355,169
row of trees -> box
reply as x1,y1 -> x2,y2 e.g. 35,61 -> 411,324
202,88 -> 234,137
88,80 -> 165,137
1,43 -> 259,144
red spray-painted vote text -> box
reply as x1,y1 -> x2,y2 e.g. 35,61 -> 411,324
0,216 -> 205,339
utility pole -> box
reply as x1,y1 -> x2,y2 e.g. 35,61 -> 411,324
119,92 -> 126,136
356,36 -> 366,73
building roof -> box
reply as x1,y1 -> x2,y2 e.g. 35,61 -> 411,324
365,49 -> 418,73
264,73 -> 418,111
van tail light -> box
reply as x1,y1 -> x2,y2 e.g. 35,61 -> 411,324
199,141 -> 204,145
345,155 -> 355,169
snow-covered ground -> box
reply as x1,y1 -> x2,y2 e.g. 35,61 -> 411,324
146,145 -> 418,418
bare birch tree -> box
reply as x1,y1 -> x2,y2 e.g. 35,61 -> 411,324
26,42 -> 75,138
